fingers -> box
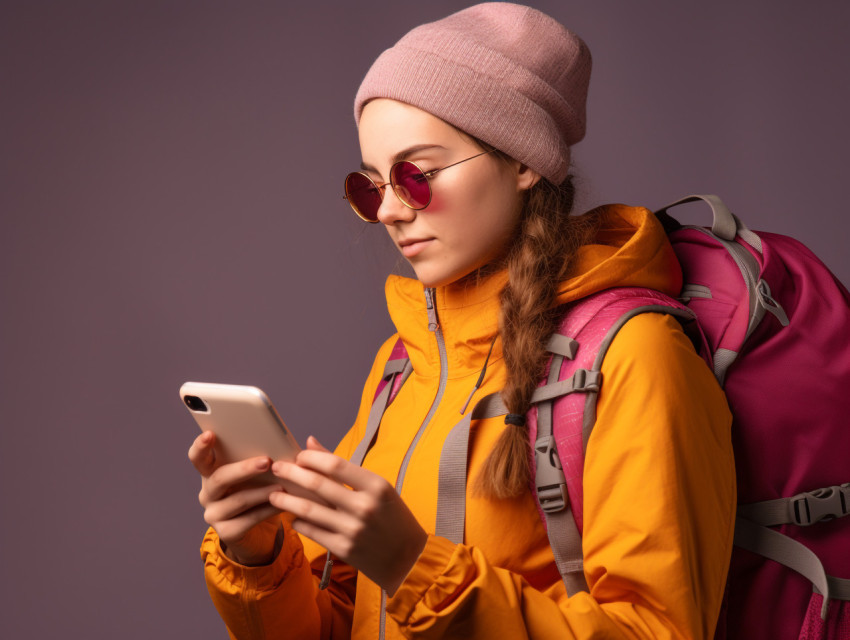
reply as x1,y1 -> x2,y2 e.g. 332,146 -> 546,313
188,431 -> 217,476
305,435 -> 331,452
292,448 -> 387,494
269,489 -> 349,535
212,503 -> 283,546
272,459 -> 365,510
204,456 -> 274,502
286,517 -> 346,558
204,483 -> 283,525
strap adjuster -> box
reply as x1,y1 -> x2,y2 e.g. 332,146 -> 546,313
534,435 -> 568,513
538,483 -> 568,514
791,483 -> 850,526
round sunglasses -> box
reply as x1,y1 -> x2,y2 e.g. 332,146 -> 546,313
343,149 -> 496,223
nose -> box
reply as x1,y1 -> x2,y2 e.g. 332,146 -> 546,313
376,184 -> 416,225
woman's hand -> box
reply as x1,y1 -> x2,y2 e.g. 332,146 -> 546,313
270,436 -> 428,596
188,431 -> 285,566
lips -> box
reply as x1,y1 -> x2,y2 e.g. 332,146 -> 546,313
399,237 -> 434,258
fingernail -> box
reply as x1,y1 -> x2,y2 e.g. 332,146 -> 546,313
256,458 -> 270,471
271,461 -> 283,474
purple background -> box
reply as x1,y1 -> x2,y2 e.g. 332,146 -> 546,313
2,1 -> 848,637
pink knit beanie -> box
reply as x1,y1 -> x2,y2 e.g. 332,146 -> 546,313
353,2 -> 592,184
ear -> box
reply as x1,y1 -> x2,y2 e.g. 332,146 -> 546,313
514,161 -> 542,192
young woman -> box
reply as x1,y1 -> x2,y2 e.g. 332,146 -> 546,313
188,3 -> 736,638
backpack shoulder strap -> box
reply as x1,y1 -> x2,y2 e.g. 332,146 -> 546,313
529,287 -> 698,596
351,337 -> 413,467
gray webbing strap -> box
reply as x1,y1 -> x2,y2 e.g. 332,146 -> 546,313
732,212 -> 763,254
535,352 -> 563,469
815,575 -> 850,601
350,360 -> 413,467
328,360 -> 411,590
434,392 -> 508,543
546,334 -> 579,359
735,516 -> 831,619
713,348 -> 738,386
738,483 -> 850,527
534,351 -> 588,596
535,353 -> 565,513
543,504 -> 589,596
382,358 -> 408,377
529,369 -> 601,405
582,305 -> 694,450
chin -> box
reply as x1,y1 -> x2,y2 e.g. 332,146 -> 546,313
413,265 -> 476,289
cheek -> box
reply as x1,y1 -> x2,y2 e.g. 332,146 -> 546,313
423,192 -> 446,212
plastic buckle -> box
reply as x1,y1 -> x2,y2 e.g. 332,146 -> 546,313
572,368 -> 601,393
534,435 -> 568,514
538,484 -> 568,514
791,483 -> 850,526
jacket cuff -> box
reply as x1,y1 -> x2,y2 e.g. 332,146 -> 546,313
385,534 -> 460,625
200,525 -> 305,594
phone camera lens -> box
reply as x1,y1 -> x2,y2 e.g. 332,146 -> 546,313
184,395 -> 208,412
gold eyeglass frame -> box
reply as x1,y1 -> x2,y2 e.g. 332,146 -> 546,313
343,148 -> 496,223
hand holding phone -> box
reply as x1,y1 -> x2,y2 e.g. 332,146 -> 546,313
182,382 -> 308,565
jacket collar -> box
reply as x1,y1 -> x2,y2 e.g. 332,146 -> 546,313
385,270 -> 507,380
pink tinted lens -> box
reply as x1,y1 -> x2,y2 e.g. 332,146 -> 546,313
345,172 -> 382,221
391,162 -> 431,210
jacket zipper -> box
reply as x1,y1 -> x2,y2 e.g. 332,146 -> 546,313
379,287 -> 449,640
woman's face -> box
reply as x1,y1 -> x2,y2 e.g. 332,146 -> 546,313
357,99 -> 539,288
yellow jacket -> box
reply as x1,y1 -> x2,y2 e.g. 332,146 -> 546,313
201,205 -> 736,639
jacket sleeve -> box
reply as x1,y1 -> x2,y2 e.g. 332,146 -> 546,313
384,313 -> 737,639
200,334 -> 401,640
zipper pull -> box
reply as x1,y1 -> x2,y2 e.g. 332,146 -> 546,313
425,288 -> 440,332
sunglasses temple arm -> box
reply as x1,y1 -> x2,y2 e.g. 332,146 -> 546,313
425,148 -> 495,177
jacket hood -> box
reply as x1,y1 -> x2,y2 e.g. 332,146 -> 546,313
558,203 -> 682,302
385,204 -> 682,378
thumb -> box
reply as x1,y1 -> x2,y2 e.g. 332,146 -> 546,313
306,435 -> 331,452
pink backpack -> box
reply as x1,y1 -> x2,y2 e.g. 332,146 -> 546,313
358,195 -> 850,639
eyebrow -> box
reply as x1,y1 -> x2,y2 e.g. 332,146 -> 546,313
360,144 -> 447,174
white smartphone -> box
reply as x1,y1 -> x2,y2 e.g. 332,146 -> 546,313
180,381 -> 304,492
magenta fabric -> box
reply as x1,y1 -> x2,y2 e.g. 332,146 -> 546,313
668,226 -> 850,639
798,594 -> 850,640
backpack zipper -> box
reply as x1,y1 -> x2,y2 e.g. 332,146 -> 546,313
379,287 -> 449,640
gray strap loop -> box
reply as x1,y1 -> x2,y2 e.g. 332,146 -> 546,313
546,334 -> 578,359
735,516 -> 831,619
755,279 -> 790,327
815,575 -> 850,601
434,393 -> 507,543
738,483 -> 850,527
529,369 -> 601,405
655,194 -> 737,242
